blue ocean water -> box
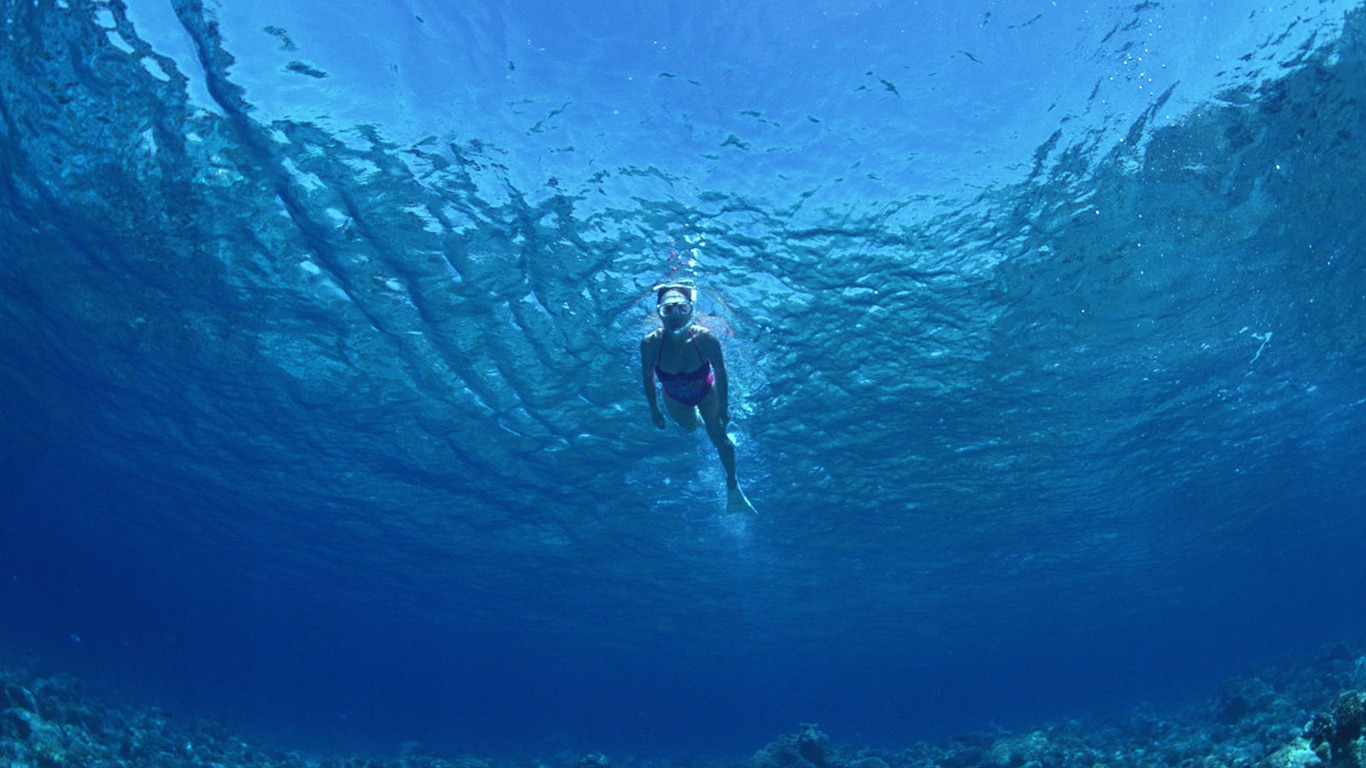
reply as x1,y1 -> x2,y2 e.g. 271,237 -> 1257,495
2,0 -> 1365,758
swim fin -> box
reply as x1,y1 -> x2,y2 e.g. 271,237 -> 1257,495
727,484 -> 757,515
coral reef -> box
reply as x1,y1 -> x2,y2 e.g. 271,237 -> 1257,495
3,637 -> 1366,768
751,723 -> 832,768
745,641 -> 1366,768
1306,691 -> 1366,768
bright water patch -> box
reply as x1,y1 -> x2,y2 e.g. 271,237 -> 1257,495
1,0 -> 1365,755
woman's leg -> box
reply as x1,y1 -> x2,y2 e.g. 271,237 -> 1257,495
697,393 -> 738,489
663,394 -> 698,431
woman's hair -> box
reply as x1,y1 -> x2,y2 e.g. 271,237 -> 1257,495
654,283 -> 696,306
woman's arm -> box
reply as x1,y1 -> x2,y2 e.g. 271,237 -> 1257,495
640,333 -> 664,425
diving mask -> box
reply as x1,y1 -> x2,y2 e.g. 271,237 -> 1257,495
659,298 -> 694,332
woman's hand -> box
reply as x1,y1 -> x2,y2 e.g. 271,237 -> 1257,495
651,407 -> 667,429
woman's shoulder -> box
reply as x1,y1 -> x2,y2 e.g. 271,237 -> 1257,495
641,328 -> 663,347
691,325 -> 723,349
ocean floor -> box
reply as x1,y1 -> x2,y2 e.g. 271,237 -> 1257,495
2,638 -> 1365,768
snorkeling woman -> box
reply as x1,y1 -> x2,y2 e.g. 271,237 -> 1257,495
639,283 -> 756,514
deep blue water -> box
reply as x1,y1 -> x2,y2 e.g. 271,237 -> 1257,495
2,0 -> 1366,757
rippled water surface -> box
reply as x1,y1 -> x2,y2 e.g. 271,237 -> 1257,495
2,0 -> 1365,755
